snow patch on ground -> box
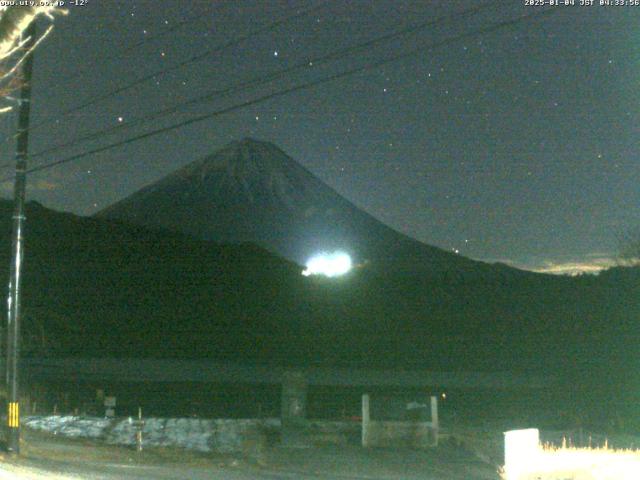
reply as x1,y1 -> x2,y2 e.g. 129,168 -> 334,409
25,416 -> 112,439
24,416 -> 280,453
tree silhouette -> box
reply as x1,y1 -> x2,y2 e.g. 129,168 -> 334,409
618,229 -> 640,266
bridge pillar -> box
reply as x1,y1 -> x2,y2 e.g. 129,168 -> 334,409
281,369 -> 308,447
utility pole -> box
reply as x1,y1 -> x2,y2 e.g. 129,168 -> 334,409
6,20 -> 37,455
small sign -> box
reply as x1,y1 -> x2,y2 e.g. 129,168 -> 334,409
104,396 -> 116,408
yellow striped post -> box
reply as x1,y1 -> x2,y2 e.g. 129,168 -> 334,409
8,402 -> 19,428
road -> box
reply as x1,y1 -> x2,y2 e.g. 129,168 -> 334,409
0,429 -> 499,479
0,460 -> 343,480
0,454 -> 352,480
0,461 -> 497,480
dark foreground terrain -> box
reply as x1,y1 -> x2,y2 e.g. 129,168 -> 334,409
0,428 -> 499,480
2,200 -> 639,427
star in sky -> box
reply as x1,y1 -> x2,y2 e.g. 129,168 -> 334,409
11,0 -> 638,273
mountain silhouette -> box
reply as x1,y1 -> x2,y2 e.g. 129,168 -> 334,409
97,138 -> 497,275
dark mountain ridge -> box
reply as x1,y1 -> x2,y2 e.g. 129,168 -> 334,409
1,200 -> 639,420
0,200 -> 635,375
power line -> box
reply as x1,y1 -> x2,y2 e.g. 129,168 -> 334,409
9,7 -> 559,182
29,1 -> 498,161
0,1 -> 330,163
20,7 -> 559,178
25,1 -> 330,134
42,7 -> 210,99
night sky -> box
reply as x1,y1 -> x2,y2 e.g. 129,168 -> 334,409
0,0 -> 637,274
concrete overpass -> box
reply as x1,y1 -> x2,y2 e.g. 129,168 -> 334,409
20,357 -> 554,389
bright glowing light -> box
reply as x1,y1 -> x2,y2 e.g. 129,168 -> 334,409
502,428 -> 640,480
302,251 -> 352,277
503,429 -> 540,480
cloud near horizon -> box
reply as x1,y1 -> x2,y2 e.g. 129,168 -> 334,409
499,255 -> 619,276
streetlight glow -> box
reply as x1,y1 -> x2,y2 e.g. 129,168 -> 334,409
302,251 -> 352,277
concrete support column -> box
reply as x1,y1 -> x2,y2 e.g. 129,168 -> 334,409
430,395 -> 439,446
281,370 -> 308,447
361,394 -> 370,447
